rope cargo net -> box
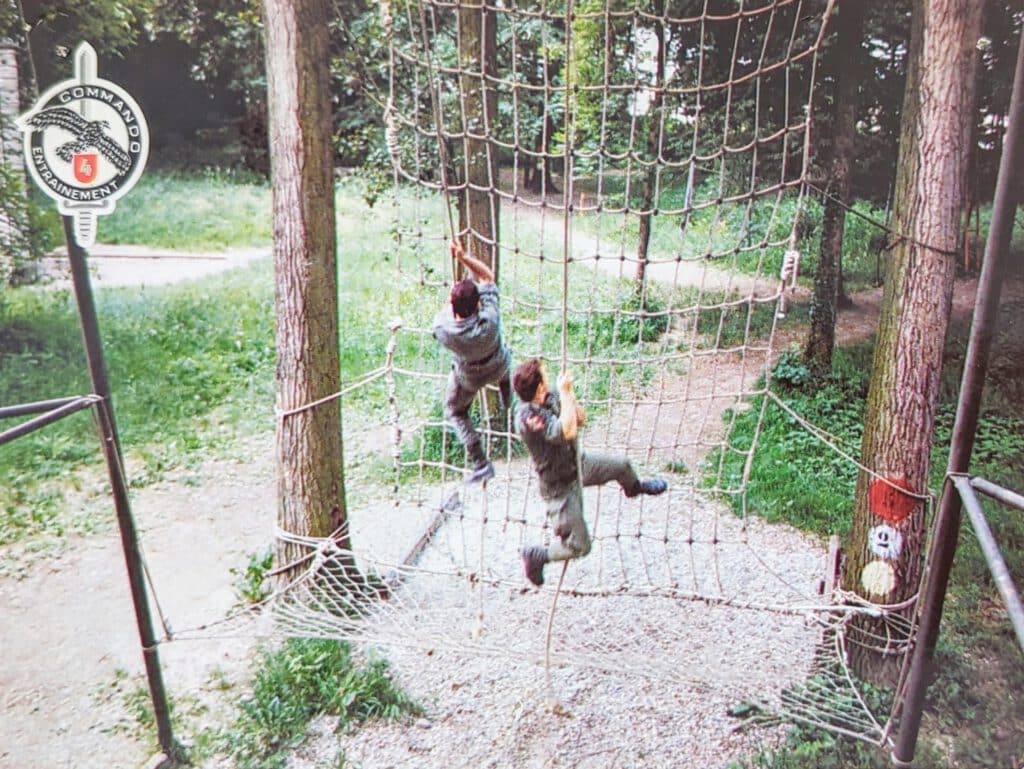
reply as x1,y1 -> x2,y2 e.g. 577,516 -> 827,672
162,0 -> 919,752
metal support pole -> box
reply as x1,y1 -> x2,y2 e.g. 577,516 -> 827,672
62,216 -> 179,761
0,396 -> 98,446
892,25 -> 1024,767
971,476 -> 1024,512
951,476 -> 1024,651
0,395 -> 88,419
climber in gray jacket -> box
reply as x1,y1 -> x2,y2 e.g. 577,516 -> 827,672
433,239 -> 512,484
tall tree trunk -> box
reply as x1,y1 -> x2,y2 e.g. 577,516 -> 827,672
523,111 -> 561,195
263,0 -> 350,582
457,0 -> 504,446
803,0 -> 866,379
841,0 -> 981,685
458,0 -> 500,276
636,0 -> 666,290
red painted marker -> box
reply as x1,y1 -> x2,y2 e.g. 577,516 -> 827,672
869,476 -> 917,524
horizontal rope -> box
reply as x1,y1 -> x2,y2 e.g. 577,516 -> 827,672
275,367 -> 388,420
765,390 -> 933,503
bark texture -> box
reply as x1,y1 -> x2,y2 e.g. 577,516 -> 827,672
456,0 -> 504,439
263,0 -> 349,579
636,0 -> 666,290
458,0 -> 500,276
841,0 -> 981,684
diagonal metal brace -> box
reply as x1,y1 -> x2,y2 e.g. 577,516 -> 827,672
0,394 -> 101,446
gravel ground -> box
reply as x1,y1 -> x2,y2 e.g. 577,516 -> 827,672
12,245 -> 958,769
254,461 -> 829,769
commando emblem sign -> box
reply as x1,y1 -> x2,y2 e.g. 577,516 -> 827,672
18,42 -> 149,248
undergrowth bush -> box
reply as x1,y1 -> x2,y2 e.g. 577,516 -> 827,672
224,638 -> 419,769
576,290 -> 670,348
577,178 -> 890,293
728,673 -> 903,769
706,344 -> 870,537
0,167 -> 61,286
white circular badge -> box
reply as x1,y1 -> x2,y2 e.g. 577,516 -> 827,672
17,42 -> 149,247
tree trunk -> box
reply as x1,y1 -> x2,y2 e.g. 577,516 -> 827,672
841,0 -> 981,685
803,0 -> 865,379
523,111 -> 561,196
635,0 -> 666,290
263,0 -> 350,583
458,0 -> 500,276
457,0 -> 504,446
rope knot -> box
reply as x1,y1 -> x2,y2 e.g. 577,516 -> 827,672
312,537 -> 342,571
386,111 -> 401,161
780,249 -> 800,285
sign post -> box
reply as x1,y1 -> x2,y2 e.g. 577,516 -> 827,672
16,42 -> 180,765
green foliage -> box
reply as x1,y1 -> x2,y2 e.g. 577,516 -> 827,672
730,672 -> 898,769
771,346 -> 812,389
575,179 -> 890,296
710,325 -> 1024,543
0,258 -> 276,542
19,1 -> 155,61
150,0 -> 265,96
714,302 -> 1024,767
618,290 -> 670,343
0,177 -> 450,545
224,638 -> 419,769
329,6 -> 391,167
705,343 -> 868,537
100,170 -> 272,249
572,289 -> 669,351
788,197 -> 891,292
395,396 -> 524,482
941,303 -> 1024,419
695,295 -> 797,350
728,723 -> 888,769
571,0 -> 819,182
232,548 -> 274,605
0,167 -> 62,287
398,404 -> 451,480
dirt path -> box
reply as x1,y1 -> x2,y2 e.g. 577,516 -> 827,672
0,440 -> 277,769
43,244 -> 269,288
0,245 -> 988,769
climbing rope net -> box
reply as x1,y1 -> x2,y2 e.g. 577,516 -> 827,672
167,0 -> 918,752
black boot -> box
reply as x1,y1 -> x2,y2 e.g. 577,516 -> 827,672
520,546 -> 549,586
466,458 -> 495,484
626,478 -> 668,497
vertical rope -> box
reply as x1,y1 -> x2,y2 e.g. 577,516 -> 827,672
559,0 -> 576,372
414,0 -> 458,247
544,0 -> 582,700
544,559 -> 570,695
385,321 -> 403,494
473,482 -> 488,640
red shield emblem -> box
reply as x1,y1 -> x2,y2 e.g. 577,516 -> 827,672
73,153 -> 98,184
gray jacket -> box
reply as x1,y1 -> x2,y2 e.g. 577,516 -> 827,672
433,282 -> 509,382
516,391 -> 578,498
